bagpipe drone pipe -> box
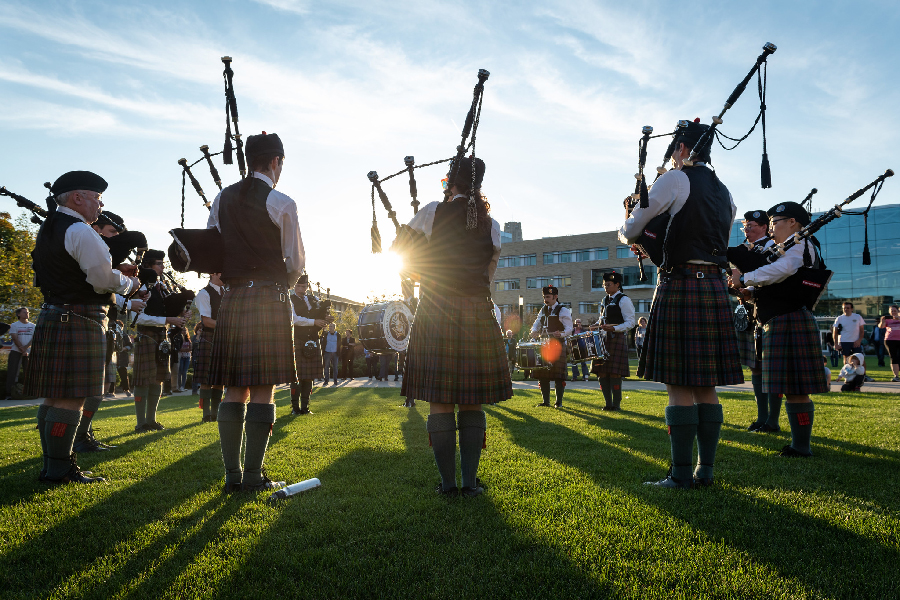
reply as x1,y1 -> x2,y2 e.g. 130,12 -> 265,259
368,68 -> 490,297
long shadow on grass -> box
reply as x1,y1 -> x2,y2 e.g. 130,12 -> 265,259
493,402 -> 900,598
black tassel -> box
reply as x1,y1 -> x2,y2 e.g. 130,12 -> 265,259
371,221 -> 382,254
223,135 -> 233,165
639,179 -> 649,208
803,238 -> 812,267
862,214 -> 871,265
760,152 -> 772,189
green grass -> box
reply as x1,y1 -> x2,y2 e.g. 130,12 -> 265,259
1,386 -> 898,599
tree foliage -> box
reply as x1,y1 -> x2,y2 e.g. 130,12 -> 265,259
0,213 -> 42,323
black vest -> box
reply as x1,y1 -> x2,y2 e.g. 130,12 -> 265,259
422,199 -> 494,297
754,238 -> 827,325
218,178 -> 286,284
291,293 -> 319,340
540,303 -> 565,333
603,292 -> 628,325
664,166 -> 732,269
203,284 -> 222,321
31,211 -> 114,305
144,283 -> 167,317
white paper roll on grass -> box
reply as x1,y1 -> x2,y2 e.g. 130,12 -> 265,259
268,478 -> 321,502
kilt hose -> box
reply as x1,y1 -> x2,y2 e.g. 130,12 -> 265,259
402,293 -> 512,405
736,325 -> 761,370
592,331 -> 630,377
208,285 -> 296,387
192,331 -> 214,386
639,265 -> 744,387
761,308 -> 829,395
294,333 -> 324,381
24,304 -> 108,398
133,326 -> 170,386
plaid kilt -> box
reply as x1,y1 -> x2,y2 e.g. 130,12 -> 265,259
294,330 -> 324,381
639,265 -> 744,386
761,308 -> 829,395
208,285 -> 296,386
592,331 -> 631,377
537,346 -> 569,381
133,326 -> 170,386
24,305 -> 108,398
192,331 -> 215,386
736,325 -> 760,370
402,294 -> 513,404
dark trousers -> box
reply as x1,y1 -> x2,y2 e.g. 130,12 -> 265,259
5,351 -> 27,397
366,356 -> 378,377
874,339 -> 886,365
117,365 -> 130,391
379,354 -> 398,380
340,355 -> 354,379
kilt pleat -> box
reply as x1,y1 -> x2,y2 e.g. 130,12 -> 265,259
736,326 -> 760,370
592,331 -> 631,377
192,331 -> 214,385
402,294 -> 512,404
23,305 -> 108,398
639,265 -> 744,387
294,331 -> 324,381
761,308 -> 829,395
133,326 -> 169,386
208,286 -> 296,386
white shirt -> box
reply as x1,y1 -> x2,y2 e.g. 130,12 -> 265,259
618,166 -> 738,263
207,171 -> 306,285
531,302 -> 574,336
9,320 -> 35,351
57,206 -> 135,296
743,240 -> 817,288
407,199 -> 502,248
291,292 -> 316,327
598,291 -> 635,333
832,313 -> 866,344
129,283 -> 167,327
195,283 -> 223,319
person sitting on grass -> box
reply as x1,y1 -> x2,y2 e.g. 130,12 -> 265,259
838,353 -> 865,392
822,355 -> 831,387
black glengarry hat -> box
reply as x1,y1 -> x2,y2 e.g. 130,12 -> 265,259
542,285 -> 559,295
676,119 -> 710,150
603,271 -> 623,285
50,171 -> 108,196
767,201 -> 811,226
447,156 -> 485,190
298,273 -> 309,284
245,131 -> 284,159
743,210 -> 768,226
97,211 -> 125,232
141,249 -> 166,267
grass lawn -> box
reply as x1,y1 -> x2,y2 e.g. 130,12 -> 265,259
1,386 -> 898,599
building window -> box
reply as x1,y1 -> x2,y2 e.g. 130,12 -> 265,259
616,246 -> 635,259
494,279 -> 520,291
543,248 -> 608,264
621,266 -> 657,286
579,302 -> 600,314
636,299 -> 651,312
525,303 -> 544,314
496,304 -> 515,315
527,275 -> 572,289
498,254 -> 536,268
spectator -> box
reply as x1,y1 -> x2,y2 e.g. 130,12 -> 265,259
634,316 -> 648,361
191,322 -> 203,395
872,316 -> 887,367
364,349 -> 379,379
340,329 -> 356,380
832,302 -> 865,365
378,352 -> 400,382
5,307 -> 34,400
824,330 -> 840,368
822,355 -> 832,387
884,304 -> 900,382
177,329 -> 192,392
504,330 -> 517,377
321,323 -> 340,385
570,320 -> 589,381
838,353 -> 866,392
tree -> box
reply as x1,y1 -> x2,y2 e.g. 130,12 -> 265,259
0,213 -> 42,323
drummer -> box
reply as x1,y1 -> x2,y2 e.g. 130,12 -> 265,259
530,285 -> 573,408
590,272 -> 635,410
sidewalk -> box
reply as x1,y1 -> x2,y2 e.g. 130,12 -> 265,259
0,388 -> 196,409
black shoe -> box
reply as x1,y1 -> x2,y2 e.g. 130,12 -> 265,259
693,476 -> 714,488
602,405 -> 614,411
554,403 -> 562,409
644,475 -> 693,489
460,486 -> 485,497
39,455 -> 106,485
537,402 -> 551,407
375,377 -> 382,381
298,408 -> 312,415
747,421 -> 763,431
223,481 -> 243,494
243,470 -> 286,492
135,424 -> 149,433
435,482 -> 458,497
290,408 -> 302,416
147,421 -> 165,431
755,423 -> 781,433
73,438 -> 107,453
777,445 -> 812,458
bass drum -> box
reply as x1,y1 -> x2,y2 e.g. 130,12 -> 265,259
357,301 -> 415,353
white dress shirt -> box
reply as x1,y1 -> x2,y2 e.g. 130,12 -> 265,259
618,165 -> 738,264
597,291 -> 635,333
743,239 -> 819,288
129,283 -> 167,327
207,171 -> 306,284
531,302 -> 574,336
194,283 -> 223,319
291,293 -> 316,327
57,206 -> 135,296
407,199 -> 502,249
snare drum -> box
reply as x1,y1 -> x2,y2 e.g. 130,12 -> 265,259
516,341 -> 550,377
357,301 -> 415,353
566,331 -> 604,364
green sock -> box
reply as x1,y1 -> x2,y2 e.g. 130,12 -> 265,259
695,403 -> 724,479
457,410 -> 486,489
427,412 -> 458,491
664,405 -> 699,482
73,396 -> 102,448
611,377 -> 623,409
210,389 -> 223,420
37,405 -> 50,475
752,372 -> 766,424
765,393 -> 782,429
199,389 -> 212,419
243,403 -> 276,486
786,402 -> 815,455
599,377 -> 612,407
44,407 -> 82,479
217,402 -> 246,485
133,386 -> 149,428
146,383 -> 162,424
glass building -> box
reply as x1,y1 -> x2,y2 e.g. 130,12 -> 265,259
729,203 -> 900,318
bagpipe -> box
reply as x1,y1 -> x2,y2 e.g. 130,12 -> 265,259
0,185 -> 48,225
368,69 -> 490,297
132,270 -> 195,327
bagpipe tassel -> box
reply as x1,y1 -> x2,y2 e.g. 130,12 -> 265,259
371,220 -> 382,254
760,152 -> 772,189
223,134 -> 234,165
639,179 -> 649,208
862,213 -> 871,265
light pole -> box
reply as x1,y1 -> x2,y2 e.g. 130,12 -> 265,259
518,295 -> 524,335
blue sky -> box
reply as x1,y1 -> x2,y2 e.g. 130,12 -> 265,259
1,0 -> 898,301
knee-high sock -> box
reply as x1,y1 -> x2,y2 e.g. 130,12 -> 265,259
73,396 -> 102,447
786,402 -> 815,455
300,380 -> 313,411
751,372 -> 766,425
199,389 -> 212,418
695,403 -> 723,479
210,388 -> 223,420
458,410 -> 486,489
217,402 -> 246,485
145,383 -> 162,424
554,379 -> 565,406
765,393 -> 782,429
289,383 -> 300,411
133,385 -> 149,428
664,405 -> 699,482
44,407 -> 82,479
611,377 -> 623,409
426,412 -> 457,491
538,380 -> 551,405
244,403 -> 276,486
599,376 -> 612,407
37,405 -> 50,474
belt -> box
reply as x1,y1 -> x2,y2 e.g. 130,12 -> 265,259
41,304 -> 107,328
658,265 -> 724,282
224,279 -> 285,290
